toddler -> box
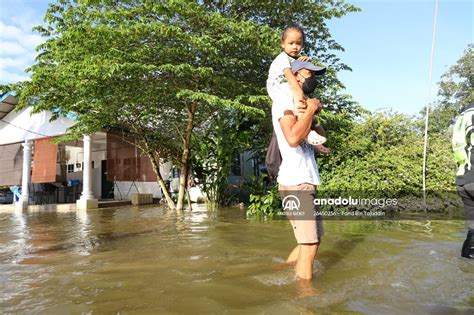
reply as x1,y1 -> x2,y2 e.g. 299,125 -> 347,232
266,24 -> 329,153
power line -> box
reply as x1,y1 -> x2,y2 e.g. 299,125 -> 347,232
0,119 -> 50,137
422,0 -> 439,206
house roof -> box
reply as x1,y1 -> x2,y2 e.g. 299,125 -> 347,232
0,92 -> 77,145
0,91 -> 18,120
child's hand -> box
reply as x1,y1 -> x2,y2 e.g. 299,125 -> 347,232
295,99 -> 307,115
306,98 -> 321,114
298,56 -> 311,62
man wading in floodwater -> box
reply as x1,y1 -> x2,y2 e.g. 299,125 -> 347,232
268,59 -> 326,280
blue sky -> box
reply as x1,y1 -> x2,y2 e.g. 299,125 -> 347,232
0,0 -> 472,115
328,0 -> 472,115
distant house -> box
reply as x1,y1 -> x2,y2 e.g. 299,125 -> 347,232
0,92 -> 173,209
0,92 -> 256,209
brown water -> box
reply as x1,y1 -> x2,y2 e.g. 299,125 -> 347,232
0,205 -> 473,314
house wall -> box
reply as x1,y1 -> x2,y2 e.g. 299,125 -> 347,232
113,161 -> 172,200
65,146 -> 106,173
63,146 -> 173,201
67,168 -> 102,199
65,146 -> 106,199
114,181 -> 163,199
0,106 -> 75,145
0,104 -> 176,202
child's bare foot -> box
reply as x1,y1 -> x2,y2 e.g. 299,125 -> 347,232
306,130 -> 326,146
314,144 -> 330,154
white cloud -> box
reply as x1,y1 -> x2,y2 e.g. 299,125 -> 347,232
0,17 -> 44,84
1,41 -> 28,55
0,21 -> 44,50
0,67 -> 31,84
0,0 -> 50,84
0,22 -> 25,40
1,56 -> 32,69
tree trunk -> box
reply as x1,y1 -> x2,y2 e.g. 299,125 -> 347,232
186,187 -> 192,210
149,153 -> 175,209
176,102 -> 196,210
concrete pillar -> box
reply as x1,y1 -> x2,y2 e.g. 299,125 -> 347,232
16,140 -> 32,210
76,135 -> 98,210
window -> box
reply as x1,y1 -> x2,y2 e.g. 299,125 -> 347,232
67,164 -> 74,173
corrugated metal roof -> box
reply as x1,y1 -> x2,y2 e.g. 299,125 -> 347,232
0,92 -> 18,120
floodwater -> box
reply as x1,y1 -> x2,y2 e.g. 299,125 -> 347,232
0,205 -> 473,314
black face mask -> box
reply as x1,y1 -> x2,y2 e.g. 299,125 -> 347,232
300,74 -> 318,95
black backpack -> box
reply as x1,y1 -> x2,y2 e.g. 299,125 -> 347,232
265,131 -> 281,178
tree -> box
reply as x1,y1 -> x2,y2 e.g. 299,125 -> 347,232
424,44 -> 474,135
194,1 -> 363,208
19,0 -> 273,210
321,110 -> 457,201
438,44 -> 474,109
191,109 -> 256,209
17,0 -> 360,210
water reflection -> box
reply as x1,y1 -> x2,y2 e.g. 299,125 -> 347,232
0,207 -> 472,314
75,209 -> 91,256
8,209 -> 30,264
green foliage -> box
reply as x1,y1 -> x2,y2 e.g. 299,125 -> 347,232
320,110 -> 457,199
243,174 -> 269,197
247,184 -> 281,218
438,44 -> 474,109
192,110 -> 255,209
245,174 -> 280,218
419,103 -> 458,137
320,45 -> 472,201
21,0 -> 271,140
419,44 -> 474,136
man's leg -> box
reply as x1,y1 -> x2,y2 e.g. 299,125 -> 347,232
286,245 -> 299,264
279,183 -> 323,275
295,243 -> 319,280
279,186 -> 301,265
457,183 -> 474,258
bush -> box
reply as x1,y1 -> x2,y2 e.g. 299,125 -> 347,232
319,110 -> 457,203
247,184 -> 281,218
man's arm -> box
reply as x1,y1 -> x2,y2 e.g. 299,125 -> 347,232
279,98 -> 319,147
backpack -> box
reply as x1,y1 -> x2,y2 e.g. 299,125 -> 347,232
452,104 -> 474,176
265,131 -> 281,178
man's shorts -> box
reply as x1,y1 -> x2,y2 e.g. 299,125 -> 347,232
279,183 -> 324,244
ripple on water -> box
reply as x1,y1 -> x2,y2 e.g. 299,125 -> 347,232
0,208 -> 472,313
253,272 -> 296,287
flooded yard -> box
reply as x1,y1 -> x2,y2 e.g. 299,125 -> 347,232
0,205 -> 473,314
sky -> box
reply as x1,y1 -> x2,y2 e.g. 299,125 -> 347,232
0,0 -> 472,115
